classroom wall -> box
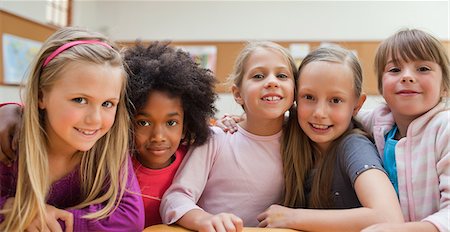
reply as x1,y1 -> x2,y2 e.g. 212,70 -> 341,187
1,1 -> 449,116
72,1 -> 449,41
0,0 -> 47,24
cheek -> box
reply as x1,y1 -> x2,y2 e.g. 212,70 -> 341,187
381,77 -> 396,93
102,110 -> 118,130
135,139 -> 145,152
297,106 -> 309,124
333,107 -> 354,125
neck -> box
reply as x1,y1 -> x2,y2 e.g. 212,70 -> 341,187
239,114 -> 284,136
47,144 -> 82,183
392,114 -> 416,139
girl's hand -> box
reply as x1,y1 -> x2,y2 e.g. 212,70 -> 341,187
196,212 -> 243,232
215,114 -> 244,134
26,204 -> 73,232
0,104 -> 21,166
257,204 -> 293,228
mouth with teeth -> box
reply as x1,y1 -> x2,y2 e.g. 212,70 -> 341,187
76,128 -> 98,136
261,95 -> 282,101
310,123 -> 332,131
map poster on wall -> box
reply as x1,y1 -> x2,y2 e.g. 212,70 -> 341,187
2,33 -> 42,85
176,45 -> 217,73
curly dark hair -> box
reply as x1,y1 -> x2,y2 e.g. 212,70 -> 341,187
124,41 -> 217,146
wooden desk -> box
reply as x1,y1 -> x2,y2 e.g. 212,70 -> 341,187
143,224 -> 299,232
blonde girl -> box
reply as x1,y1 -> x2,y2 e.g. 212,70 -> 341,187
361,29 -> 449,232
0,27 -> 144,231
257,46 -> 403,231
160,41 -> 297,232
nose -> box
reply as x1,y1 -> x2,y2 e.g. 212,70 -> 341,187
151,124 -> 166,143
312,101 -> 327,119
85,106 -> 101,125
264,75 -> 279,88
401,69 -> 416,83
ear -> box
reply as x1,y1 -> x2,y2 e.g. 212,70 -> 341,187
231,84 -> 244,106
353,93 -> 366,116
38,90 -> 46,110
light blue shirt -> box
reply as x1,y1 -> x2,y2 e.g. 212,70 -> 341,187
383,125 -> 399,196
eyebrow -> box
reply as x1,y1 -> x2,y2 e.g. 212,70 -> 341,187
136,111 -> 182,117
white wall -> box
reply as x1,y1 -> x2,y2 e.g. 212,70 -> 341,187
0,0 -> 47,24
1,1 -> 449,116
72,1 -> 449,41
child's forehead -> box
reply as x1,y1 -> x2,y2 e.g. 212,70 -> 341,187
246,47 -> 292,69
142,90 -> 183,107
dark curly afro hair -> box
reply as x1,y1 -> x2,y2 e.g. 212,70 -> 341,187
124,41 -> 217,146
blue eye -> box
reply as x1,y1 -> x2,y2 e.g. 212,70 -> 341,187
277,73 -> 289,79
253,74 -> 264,79
72,98 -> 87,104
137,120 -> 151,127
102,101 -> 114,108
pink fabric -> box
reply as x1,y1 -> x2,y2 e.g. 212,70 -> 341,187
358,103 -> 450,232
43,40 -> 112,67
161,125 -> 284,227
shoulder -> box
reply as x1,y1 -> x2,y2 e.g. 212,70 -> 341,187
337,133 -> 381,167
339,133 -> 376,152
337,134 -> 384,183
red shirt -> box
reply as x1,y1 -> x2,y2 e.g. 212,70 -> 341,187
132,146 -> 187,227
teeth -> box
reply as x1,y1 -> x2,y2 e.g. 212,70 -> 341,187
77,128 -> 96,135
262,96 -> 281,101
312,124 -> 329,129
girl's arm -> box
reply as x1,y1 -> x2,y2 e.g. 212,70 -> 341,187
160,128 -> 243,231
0,161 -> 17,222
258,134 -> 403,232
257,169 -> 403,232
63,156 -> 145,231
0,103 -> 22,165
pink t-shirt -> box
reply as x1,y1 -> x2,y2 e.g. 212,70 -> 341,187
161,125 -> 284,226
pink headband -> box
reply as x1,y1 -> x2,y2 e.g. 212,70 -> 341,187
42,40 -> 113,67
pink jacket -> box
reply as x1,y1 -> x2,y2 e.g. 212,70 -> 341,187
358,103 -> 449,231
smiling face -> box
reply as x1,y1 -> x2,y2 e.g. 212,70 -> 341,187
134,91 -> 184,169
382,57 -> 443,122
39,62 -> 123,156
297,61 -> 364,153
232,47 -> 295,130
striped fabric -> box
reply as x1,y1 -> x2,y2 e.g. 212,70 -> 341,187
358,103 -> 449,232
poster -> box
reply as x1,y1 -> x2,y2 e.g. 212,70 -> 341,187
176,45 -> 217,73
2,33 -> 42,85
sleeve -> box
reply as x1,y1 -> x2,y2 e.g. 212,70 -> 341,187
338,134 -> 386,186
63,155 -> 145,232
0,161 -> 17,223
160,128 -> 220,224
356,109 -> 376,134
422,113 -> 450,232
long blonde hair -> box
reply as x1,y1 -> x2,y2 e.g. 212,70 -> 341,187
282,46 -> 368,208
0,27 -> 130,231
